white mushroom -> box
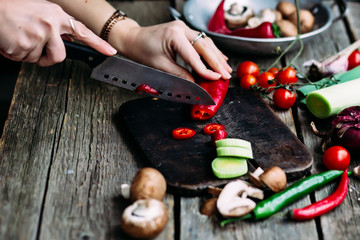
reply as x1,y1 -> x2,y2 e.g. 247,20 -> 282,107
121,199 -> 168,239
225,3 -> 254,29
259,8 -> 277,23
247,17 -> 262,28
120,183 -> 130,199
249,167 -> 264,187
354,165 -> 360,178
216,180 -> 257,218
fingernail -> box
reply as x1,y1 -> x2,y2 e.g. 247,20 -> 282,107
223,71 -> 232,79
109,46 -> 117,55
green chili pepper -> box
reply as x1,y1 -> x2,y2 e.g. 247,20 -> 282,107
221,170 -> 350,226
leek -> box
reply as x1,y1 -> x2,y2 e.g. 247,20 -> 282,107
306,78 -> 360,119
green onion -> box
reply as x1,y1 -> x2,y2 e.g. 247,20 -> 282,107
306,78 -> 360,119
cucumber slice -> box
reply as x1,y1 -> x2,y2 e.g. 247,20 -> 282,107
215,138 -> 252,150
216,146 -> 253,159
211,157 -> 248,179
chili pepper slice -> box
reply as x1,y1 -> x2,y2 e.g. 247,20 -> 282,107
172,127 -> 196,140
290,169 -> 349,220
212,129 -> 228,146
220,170 -> 350,226
203,123 -> 226,135
136,84 -> 159,96
191,77 -> 229,121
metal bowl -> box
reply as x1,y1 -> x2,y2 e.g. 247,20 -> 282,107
179,0 -> 346,55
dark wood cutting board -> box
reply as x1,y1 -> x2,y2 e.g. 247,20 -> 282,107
118,88 -> 313,196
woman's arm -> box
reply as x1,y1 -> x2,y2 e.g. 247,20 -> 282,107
50,0 -> 232,82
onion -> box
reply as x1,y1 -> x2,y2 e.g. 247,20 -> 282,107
330,106 -> 360,151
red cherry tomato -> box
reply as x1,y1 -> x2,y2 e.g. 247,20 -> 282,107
203,123 -> 225,135
322,146 -> 350,170
236,61 -> 260,79
240,74 -> 257,89
348,49 -> 360,70
172,127 -> 196,139
273,88 -> 296,109
257,72 -> 276,90
268,67 -> 279,77
276,67 -> 298,85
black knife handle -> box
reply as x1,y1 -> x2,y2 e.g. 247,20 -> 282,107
64,40 -> 107,68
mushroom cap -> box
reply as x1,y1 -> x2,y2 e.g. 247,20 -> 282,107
130,167 -> 167,202
276,1 -> 296,18
288,9 -> 315,33
259,166 -> 287,192
121,199 -> 168,239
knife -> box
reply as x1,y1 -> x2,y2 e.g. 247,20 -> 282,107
64,41 -> 215,105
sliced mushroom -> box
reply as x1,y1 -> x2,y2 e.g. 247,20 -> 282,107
200,197 -> 218,216
249,167 -> 264,187
225,3 -> 254,29
354,165 -> 360,178
130,167 -> 167,202
216,180 -> 257,218
120,183 -> 130,199
121,199 -> 168,239
259,166 -> 287,192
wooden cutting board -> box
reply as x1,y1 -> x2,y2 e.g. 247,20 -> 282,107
118,88 -> 313,196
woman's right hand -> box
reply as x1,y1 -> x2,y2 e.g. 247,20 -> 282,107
0,0 -> 116,66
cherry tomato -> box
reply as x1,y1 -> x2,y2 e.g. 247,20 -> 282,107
203,123 -> 225,135
322,146 -> 350,170
273,88 -> 296,109
172,127 -> 196,139
236,61 -> 260,79
276,67 -> 298,85
268,67 -> 279,77
240,74 -> 257,89
257,72 -> 276,90
348,49 -> 360,70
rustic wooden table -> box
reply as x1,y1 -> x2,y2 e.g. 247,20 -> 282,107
1,1 -> 360,239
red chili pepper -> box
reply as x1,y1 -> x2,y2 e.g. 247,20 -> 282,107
212,129 -> 228,146
136,84 -> 159,96
207,0 -> 278,38
172,127 -> 196,140
203,123 -> 226,135
191,77 -> 229,121
231,22 -> 276,38
290,169 -> 349,221
207,0 -> 232,34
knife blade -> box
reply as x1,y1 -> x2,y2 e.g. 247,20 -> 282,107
64,41 -> 215,105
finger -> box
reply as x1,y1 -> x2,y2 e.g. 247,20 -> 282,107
64,19 -> 117,56
152,57 -> 195,82
37,36 -> 66,67
23,43 -> 46,63
173,36 -> 222,80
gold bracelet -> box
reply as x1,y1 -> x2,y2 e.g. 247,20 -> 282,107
100,10 -> 127,41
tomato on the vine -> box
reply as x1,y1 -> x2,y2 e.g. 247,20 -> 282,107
236,61 -> 259,79
268,67 -> 279,77
257,72 -> 276,90
322,146 -> 350,170
276,67 -> 298,85
272,88 -> 296,109
240,74 -> 257,89
348,49 -> 360,70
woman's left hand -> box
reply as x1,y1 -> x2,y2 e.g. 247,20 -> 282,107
115,20 -> 232,82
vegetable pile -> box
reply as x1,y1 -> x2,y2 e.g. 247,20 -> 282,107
207,0 -> 315,38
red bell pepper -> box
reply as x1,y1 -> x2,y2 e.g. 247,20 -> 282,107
207,0 -> 278,38
191,77 -> 229,121
136,84 -> 159,96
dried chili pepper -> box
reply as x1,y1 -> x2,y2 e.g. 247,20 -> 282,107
207,0 -> 278,38
290,169 -> 349,220
190,77 -> 229,121
221,170 -> 350,226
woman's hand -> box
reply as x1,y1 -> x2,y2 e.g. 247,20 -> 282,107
115,20 -> 232,82
0,0 -> 116,66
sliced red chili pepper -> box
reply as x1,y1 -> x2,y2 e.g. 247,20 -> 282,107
172,127 -> 196,140
203,123 -> 226,135
290,169 -> 349,221
212,129 -> 228,146
191,76 -> 229,121
136,84 -> 159,96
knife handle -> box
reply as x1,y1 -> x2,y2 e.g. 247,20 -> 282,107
64,40 -> 107,68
